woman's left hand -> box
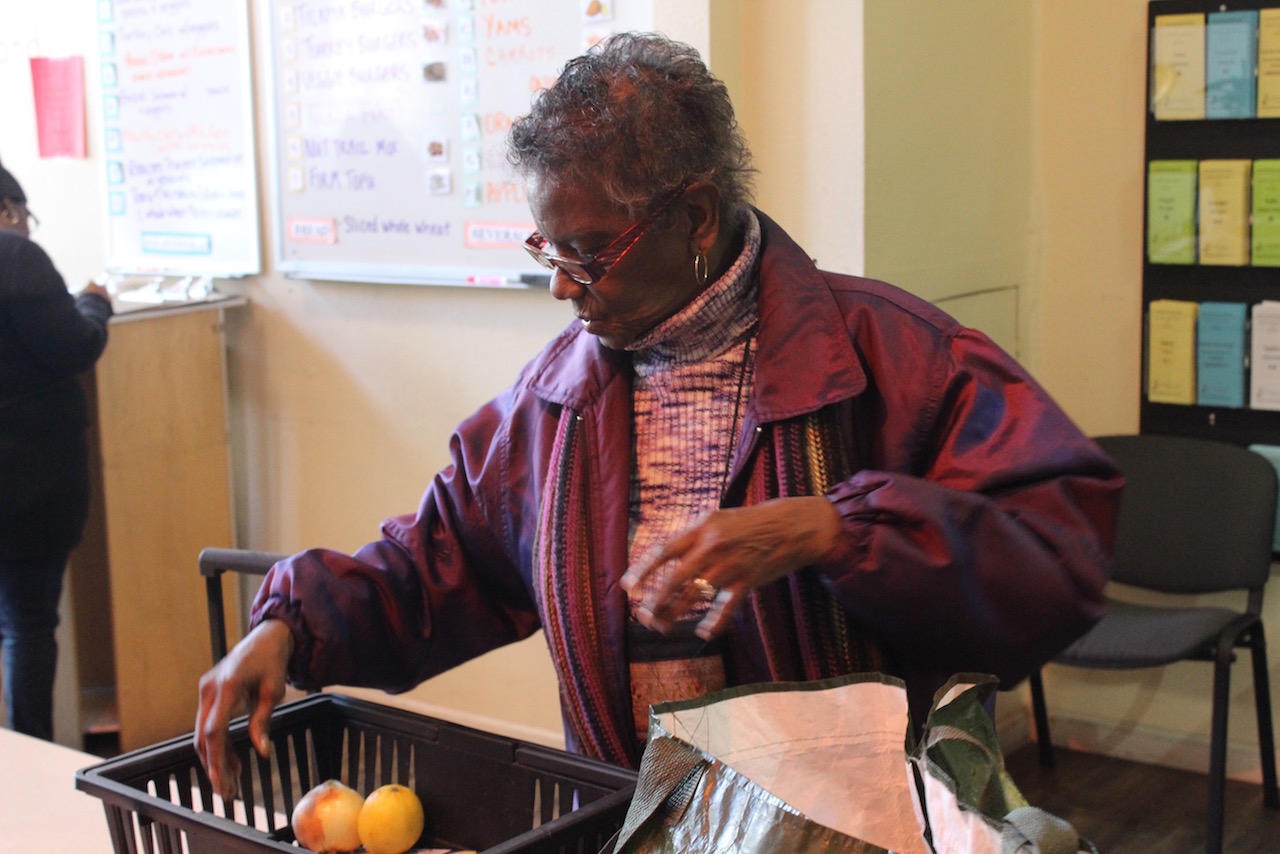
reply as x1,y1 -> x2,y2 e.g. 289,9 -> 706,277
620,496 -> 843,640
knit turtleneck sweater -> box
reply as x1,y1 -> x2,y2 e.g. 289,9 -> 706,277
623,209 -> 761,744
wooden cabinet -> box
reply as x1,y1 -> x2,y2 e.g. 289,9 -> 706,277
68,299 -> 244,752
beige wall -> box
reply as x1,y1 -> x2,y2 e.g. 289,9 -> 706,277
864,0 -> 1033,360
7,0 -> 1271,781
1026,1 -> 1275,780
712,1 -> 865,276
1030,1 -> 1144,435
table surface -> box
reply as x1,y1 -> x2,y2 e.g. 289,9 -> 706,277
0,727 -> 113,852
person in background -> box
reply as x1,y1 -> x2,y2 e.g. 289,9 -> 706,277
195,33 -> 1121,796
0,162 -> 112,741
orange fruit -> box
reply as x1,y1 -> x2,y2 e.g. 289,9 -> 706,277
358,784 -> 425,854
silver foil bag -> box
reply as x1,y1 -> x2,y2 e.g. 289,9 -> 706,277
607,673 -> 1091,854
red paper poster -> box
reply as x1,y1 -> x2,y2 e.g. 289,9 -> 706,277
29,56 -> 86,159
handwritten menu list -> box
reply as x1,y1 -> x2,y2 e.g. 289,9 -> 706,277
96,0 -> 260,276
268,0 -> 653,286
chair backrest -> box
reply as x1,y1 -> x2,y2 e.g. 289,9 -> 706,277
199,547 -> 286,663
1095,434 -> 1278,595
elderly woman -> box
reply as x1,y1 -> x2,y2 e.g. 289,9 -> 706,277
196,33 -> 1120,794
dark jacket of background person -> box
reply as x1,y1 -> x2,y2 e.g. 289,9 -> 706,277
0,231 -> 112,559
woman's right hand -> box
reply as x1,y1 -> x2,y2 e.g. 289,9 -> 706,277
194,619 -> 294,800
79,281 -> 110,300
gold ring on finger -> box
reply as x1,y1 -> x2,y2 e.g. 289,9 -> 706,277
691,577 -> 717,600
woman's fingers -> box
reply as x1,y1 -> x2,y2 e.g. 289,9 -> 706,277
195,667 -> 243,800
622,498 -> 842,635
192,620 -> 293,801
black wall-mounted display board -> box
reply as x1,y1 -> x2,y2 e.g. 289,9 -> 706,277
1142,0 -> 1280,446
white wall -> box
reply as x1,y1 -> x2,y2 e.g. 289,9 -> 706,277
2,6 -> 105,290
3,2 -> 106,750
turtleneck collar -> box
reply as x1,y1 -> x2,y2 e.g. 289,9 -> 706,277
627,210 -> 761,371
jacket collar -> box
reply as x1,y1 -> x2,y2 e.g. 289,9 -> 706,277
749,209 -> 866,422
523,209 -> 868,419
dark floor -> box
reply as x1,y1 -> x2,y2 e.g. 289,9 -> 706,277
1004,744 -> 1280,853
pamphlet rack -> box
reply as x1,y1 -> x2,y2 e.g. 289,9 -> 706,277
1143,0 -> 1280,444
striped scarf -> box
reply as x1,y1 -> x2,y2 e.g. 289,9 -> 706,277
535,403 -> 885,768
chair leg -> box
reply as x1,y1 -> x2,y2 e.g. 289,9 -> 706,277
1207,638 -> 1234,854
1248,622 -> 1280,810
1028,670 -> 1055,769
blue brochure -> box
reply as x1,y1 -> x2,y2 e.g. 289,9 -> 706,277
1197,301 -> 1248,407
1207,10 -> 1259,119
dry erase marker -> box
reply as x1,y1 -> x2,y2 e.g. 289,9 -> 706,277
467,275 -> 507,285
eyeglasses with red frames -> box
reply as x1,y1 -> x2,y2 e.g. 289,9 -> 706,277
523,181 -> 690,285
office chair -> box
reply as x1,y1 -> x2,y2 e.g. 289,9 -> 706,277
1028,433 -> 1280,854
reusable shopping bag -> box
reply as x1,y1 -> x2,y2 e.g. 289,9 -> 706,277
607,673 -> 1094,854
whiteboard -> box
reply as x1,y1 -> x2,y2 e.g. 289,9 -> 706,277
264,0 -> 653,287
95,0 -> 261,277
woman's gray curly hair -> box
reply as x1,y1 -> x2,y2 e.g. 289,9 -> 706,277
506,32 -> 755,220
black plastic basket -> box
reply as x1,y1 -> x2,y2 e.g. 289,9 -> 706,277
75,692 -> 635,854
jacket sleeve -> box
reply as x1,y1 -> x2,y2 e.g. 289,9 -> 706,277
817,326 -> 1122,688
250,386 -> 544,693
8,240 -> 111,375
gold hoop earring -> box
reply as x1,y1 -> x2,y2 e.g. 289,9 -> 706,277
693,253 -> 708,286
